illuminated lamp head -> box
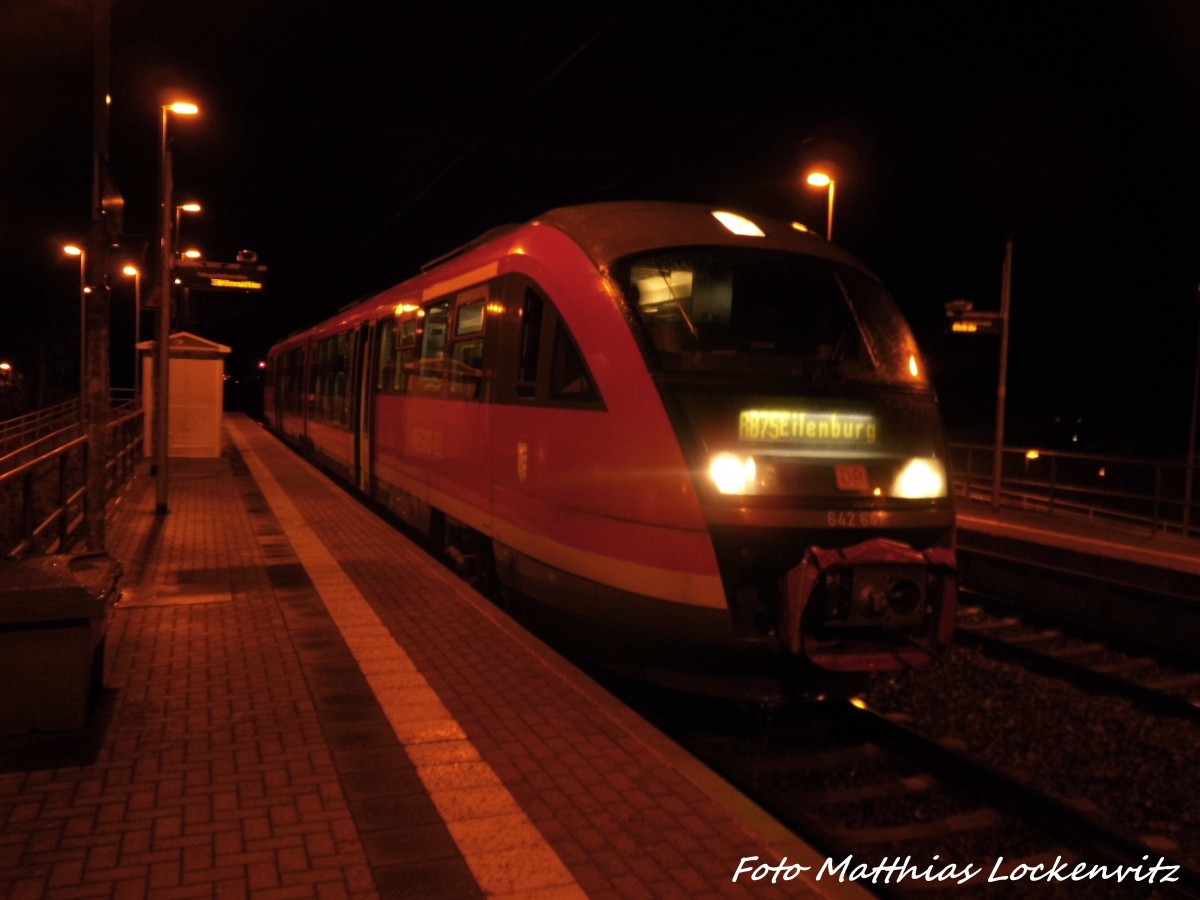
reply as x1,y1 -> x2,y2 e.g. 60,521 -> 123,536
892,458 -> 946,499
709,452 -> 757,494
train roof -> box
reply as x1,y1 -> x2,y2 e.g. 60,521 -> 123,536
531,201 -> 866,272
268,201 -> 878,354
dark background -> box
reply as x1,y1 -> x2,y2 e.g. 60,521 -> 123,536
3,1 -> 1200,455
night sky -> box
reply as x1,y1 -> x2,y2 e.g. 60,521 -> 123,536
4,1 -> 1200,454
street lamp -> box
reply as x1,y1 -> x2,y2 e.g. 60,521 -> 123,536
806,171 -> 836,241
123,265 -> 141,396
155,100 -> 199,515
63,244 -> 89,402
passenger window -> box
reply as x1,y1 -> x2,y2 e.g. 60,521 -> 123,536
396,317 -> 417,391
549,319 -> 596,400
377,325 -> 394,391
417,301 -> 450,393
447,297 -> 485,399
517,288 -> 543,398
456,300 -> 485,336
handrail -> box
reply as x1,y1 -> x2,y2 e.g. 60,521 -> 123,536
0,398 -> 81,450
0,396 -> 145,558
949,442 -> 1200,540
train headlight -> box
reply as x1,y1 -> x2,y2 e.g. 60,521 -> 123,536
892,458 -> 946,499
709,453 -> 757,495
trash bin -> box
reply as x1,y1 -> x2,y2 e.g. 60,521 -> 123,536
0,552 -> 121,734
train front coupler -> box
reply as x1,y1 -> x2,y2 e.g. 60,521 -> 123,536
778,537 -> 957,671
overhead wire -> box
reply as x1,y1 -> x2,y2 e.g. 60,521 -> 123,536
353,4 -> 632,258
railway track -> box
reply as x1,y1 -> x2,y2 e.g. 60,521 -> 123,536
954,592 -> 1200,721
630,691 -> 1200,898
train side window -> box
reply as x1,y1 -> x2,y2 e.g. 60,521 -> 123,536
377,325 -> 395,391
312,332 -> 354,427
516,288 -> 543,398
447,296 -> 486,399
281,347 -> 306,414
456,300 -> 484,336
549,318 -> 597,401
396,317 -> 417,392
416,300 -> 450,394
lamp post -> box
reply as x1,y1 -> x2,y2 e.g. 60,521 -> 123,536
123,265 -> 141,396
155,100 -> 199,515
1185,284 -> 1200,535
63,244 -> 89,403
806,171 -> 836,240
992,237 -> 1014,511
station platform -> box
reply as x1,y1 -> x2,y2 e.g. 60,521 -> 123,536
956,502 -> 1200,578
953,494 -> 1200,656
0,414 -> 852,899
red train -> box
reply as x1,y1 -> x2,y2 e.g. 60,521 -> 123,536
264,202 -> 957,703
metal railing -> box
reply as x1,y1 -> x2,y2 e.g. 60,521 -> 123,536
0,398 -> 83,462
0,393 -> 144,558
950,442 -> 1200,539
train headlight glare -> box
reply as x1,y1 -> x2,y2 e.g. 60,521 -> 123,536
709,453 -> 756,495
893,458 -> 945,499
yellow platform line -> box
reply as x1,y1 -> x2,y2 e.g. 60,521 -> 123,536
228,422 -> 584,899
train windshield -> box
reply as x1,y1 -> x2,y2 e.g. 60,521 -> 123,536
614,248 -> 926,385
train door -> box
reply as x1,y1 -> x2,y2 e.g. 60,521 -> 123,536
352,321 -> 375,492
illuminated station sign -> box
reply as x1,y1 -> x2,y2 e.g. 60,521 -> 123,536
944,300 -> 1002,335
173,258 -> 268,292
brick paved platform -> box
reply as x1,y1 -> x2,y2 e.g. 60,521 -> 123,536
0,414 -> 852,899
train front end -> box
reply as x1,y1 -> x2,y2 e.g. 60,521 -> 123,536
604,210 -> 957,689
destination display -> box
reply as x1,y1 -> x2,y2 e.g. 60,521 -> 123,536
738,409 -> 878,445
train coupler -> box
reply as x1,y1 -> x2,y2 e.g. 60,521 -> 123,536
778,538 -> 957,659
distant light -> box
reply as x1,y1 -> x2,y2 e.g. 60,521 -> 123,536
257,361 -> 267,370
908,355 -> 919,378
806,172 -> 832,187
179,203 -> 202,213
711,210 -> 765,237
63,245 -> 83,257
791,221 -> 810,233
849,696 -> 868,710
1098,467 -> 1106,477
167,101 -> 199,115
123,265 -> 139,277
0,363 -> 11,371
182,249 -> 202,259
1025,449 -> 1040,461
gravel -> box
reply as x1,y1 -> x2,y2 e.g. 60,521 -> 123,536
863,644 -> 1200,867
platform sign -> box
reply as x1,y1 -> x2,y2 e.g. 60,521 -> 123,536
945,314 -> 1003,336
173,259 -> 268,292
945,309 -> 1002,335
